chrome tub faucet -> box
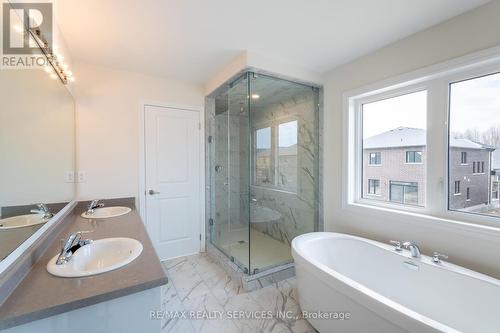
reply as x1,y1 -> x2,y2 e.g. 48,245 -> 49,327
402,241 -> 421,258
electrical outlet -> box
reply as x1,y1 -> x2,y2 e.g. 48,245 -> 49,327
77,171 -> 86,183
65,171 -> 75,183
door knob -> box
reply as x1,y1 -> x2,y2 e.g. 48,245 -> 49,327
148,189 -> 160,195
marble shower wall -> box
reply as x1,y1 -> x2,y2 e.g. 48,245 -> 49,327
250,89 -> 319,246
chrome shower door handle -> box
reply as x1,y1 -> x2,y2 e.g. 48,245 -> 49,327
148,189 -> 160,195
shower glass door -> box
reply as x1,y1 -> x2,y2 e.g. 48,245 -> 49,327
208,71 -> 319,276
209,73 -> 250,273
248,73 -> 319,274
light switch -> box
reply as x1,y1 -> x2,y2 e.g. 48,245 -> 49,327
65,171 -> 75,183
77,171 -> 87,183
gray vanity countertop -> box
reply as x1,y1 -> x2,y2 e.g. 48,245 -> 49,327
0,202 -> 167,330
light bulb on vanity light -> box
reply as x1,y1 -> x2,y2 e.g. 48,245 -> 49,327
66,70 -> 73,77
50,73 -> 58,80
14,25 -> 24,33
68,76 -> 75,83
251,94 -> 260,99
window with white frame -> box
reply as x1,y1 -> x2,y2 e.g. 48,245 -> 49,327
368,179 -> 380,195
449,72 -> 500,216
255,127 -> 273,186
493,181 -> 499,200
361,90 -> 427,207
406,151 -> 423,164
346,51 -> 500,224
278,120 -> 298,192
461,152 -> 467,164
369,152 -> 381,165
390,181 -> 419,205
253,120 -> 298,192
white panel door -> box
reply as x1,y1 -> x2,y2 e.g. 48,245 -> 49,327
144,105 -> 200,260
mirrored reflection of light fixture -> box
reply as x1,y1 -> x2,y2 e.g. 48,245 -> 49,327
251,94 -> 260,99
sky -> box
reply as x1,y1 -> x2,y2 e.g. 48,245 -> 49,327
362,90 -> 427,138
362,72 -> 500,139
450,72 -> 500,134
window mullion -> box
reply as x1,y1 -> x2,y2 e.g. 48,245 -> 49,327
272,125 -> 278,186
426,80 -> 448,216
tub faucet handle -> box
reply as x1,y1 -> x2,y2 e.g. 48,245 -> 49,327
389,240 -> 402,252
432,252 -> 448,264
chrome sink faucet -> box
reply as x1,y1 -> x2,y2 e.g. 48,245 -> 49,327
86,199 -> 104,215
56,231 -> 93,265
30,203 -> 53,219
402,241 -> 421,258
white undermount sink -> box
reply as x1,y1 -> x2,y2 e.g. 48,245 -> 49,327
46,237 -> 143,278
81,206 -> 132,219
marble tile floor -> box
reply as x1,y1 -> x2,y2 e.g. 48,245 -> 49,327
160,253 -> 316,333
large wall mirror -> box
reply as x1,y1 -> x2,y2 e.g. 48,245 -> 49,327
0,65 -> 75,262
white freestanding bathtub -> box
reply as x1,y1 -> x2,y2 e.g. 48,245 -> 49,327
292,232 -> 500,333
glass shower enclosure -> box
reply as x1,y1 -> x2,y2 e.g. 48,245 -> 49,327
206,72 -> 319,274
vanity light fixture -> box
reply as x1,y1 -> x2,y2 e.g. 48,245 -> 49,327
26,27 -> 74,85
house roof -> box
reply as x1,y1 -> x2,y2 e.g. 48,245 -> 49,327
364,127 -> 489,150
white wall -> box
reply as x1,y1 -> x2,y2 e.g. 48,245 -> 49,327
324,1 -> 500,278
0,70 -> 75,209
73,63 -> 204,200
204,51 -> 324,95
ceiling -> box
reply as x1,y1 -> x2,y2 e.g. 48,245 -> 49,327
57,0 -> 490,85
